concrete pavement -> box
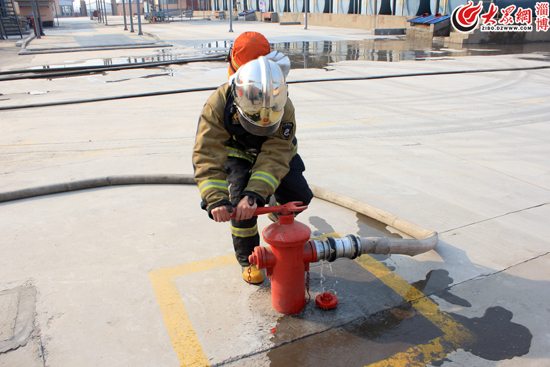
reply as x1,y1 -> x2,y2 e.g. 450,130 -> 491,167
1,16 -> 550,367
19,17 -> 168,54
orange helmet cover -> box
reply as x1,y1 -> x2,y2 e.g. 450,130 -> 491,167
229,32 -> 271,76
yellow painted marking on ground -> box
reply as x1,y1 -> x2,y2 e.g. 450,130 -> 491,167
368,335 -> 451,367
310,232 -> 341,240
356,255 -> 475,367
150,240 -> 474,367
149,254 -> 238,367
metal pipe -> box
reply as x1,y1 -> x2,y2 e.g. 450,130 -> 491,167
35,0 -> 45,35
103,0 -> 109,24
229,0 -> 233,32
136,0 -> 142,34
53,1 -> 59,27
122,0 -> 128,29
129,0 -> 135,32
304,0 -> 308,29
29,0 -> 41,38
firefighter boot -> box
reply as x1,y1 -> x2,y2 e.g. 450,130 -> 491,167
242,265 -> 264,284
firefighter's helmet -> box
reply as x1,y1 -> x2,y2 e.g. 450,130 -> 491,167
232,56 -> 288,137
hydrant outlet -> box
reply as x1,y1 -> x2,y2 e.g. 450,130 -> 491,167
249,246 -> 276,270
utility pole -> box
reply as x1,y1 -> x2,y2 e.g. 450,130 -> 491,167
229,0 -> 233,32
103,0 -> 108,24
53,1 -> 59,26
136,0 -> 142,34
122,0 -> 128,29
304,0 -> 307,29
34,0 -> 45,35
29,0 -> 41,38
129,0 -> 134,32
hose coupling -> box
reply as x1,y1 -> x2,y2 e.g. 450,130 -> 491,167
310,235 -> 362,262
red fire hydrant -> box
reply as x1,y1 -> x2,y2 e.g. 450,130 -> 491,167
247,202 -> 316,315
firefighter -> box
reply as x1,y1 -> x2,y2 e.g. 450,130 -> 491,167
193,32 -> 313,284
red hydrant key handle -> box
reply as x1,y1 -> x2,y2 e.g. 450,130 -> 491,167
230,201 -> 308,218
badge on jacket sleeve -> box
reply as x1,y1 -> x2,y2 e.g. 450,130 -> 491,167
281,122 -> 294,140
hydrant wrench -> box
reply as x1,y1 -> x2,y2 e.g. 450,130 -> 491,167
229,201 -> 308,218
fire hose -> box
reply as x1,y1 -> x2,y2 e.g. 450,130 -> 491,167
0,174 -> 438,258
0,175 -> 438,314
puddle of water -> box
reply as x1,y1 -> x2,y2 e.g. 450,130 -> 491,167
23,39 -> 550,75
27,51 -> 225,70
268,302 -> 444,367
413,269 -> 472,307
356,212 -> 404,239
446,306 -> 532,361
194,40 -> 232,50
104,73 -> 169,83
270,39 -> 550,69
266,302 -> 532,366
44,71 -> 108,81
355,212 -> 403,270
266,267 -> 533,366
228,212 -> 534,366
308,216 -> 337,235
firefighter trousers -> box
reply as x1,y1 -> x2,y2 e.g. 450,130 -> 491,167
225,154 -> 313,266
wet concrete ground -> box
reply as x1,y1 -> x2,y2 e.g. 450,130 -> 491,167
1,16 -> 550,367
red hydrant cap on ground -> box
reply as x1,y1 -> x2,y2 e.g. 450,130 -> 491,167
315,292 -> 338,309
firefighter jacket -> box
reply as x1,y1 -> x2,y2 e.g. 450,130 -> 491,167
193,83 -> 297,215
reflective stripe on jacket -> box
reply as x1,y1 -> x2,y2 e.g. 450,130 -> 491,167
193,83 -> 297,212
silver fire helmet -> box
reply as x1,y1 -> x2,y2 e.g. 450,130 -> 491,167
232,56 -> 288,136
